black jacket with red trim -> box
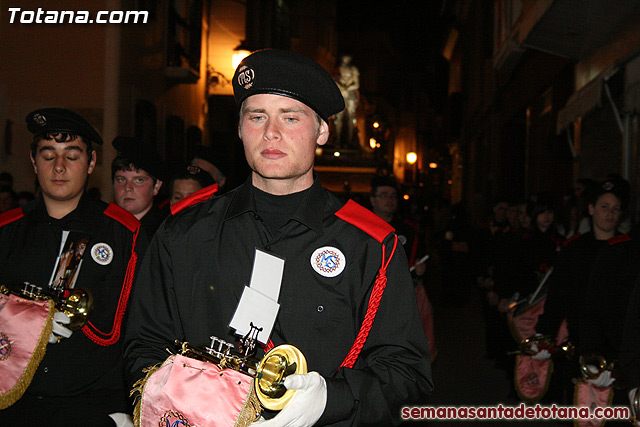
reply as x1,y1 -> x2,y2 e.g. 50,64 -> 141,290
125,175 -> 432,426
579,228 -> 640,363
0,194 -> 142,413
536,231 -> 610,346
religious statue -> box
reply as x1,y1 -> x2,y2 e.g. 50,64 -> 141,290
334,54 -> 360,148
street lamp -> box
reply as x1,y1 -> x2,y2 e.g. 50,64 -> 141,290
406,152 -> 417,164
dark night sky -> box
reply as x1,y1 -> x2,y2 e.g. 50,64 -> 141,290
336,0 -> 449,59
334,0 -> 451,112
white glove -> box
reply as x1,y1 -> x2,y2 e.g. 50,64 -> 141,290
586,369 -> 615,388
109,413 -> 134,427
252,372 -> 327,427
528,336 -> 552,360
531,349 -> 551,360
48,311 -> 72,344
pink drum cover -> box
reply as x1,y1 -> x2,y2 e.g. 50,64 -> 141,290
514,354 -> 553,404
0,293 -> 54,408
139,354 -> 256,427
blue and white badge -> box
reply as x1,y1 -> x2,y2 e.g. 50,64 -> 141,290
310,246 -> 346,278
91,243 -> 113,265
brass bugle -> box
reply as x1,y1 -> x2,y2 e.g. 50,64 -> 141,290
579,353 -> 614,379
175,338 -> 307,411
0,282 -> 93,331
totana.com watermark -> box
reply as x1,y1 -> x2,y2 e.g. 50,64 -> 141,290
7,7 -> 148,24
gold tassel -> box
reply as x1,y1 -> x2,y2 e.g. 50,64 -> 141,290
234,380 -> 262,427
130,357 -> 170,427
0,299 -> 55,409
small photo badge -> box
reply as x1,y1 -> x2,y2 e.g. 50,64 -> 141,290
310,246 -> 346,278
49,230 -> 92,290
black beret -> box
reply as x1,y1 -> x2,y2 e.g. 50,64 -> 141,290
112,136 -> 168,182
192,145 -> 225,174
591,177 -> 630,209
232,49 -> 345,123
25,108 -> 103,145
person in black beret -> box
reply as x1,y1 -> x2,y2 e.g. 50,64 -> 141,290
125,50 -> 432,427
190,145 -> 227,192
169,164 -> 216,206
111,136 -> 168,236
0,108 -> 142,426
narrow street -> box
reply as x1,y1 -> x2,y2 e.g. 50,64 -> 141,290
417,261 -> 567,426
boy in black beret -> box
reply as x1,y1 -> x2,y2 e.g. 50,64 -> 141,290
126,50 -> 432,427
111,136 -> 168,236
0,108 -> 142,426
190,145 -> 227,192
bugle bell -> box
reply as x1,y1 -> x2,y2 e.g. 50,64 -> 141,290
579,353 -> 614,379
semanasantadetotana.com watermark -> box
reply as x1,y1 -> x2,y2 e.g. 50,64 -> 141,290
7,7 -> 148,24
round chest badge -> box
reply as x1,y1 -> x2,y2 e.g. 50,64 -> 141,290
398,234 -> 408,246
310,246 -> 346,278
91,243 -> 113,265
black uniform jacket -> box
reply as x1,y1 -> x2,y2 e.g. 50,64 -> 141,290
125,176 -> 433,426
0,195 -> 141,407
579,228 -> 640,362
537,231 -> 610,346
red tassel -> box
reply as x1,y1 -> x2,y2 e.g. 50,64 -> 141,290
82,226 -> 139,346
340,235 -> 398,369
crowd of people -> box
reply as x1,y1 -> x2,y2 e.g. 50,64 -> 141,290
413,175 -> 640,421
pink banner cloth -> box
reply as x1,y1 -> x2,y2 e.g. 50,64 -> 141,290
574,381 -> 613,427
508,297 -> 546,342
414,284 -> 437,360
514,354 -> 553,403
0,293 -> 52,406
140,354 -> 254,427
556,318 -> 569,344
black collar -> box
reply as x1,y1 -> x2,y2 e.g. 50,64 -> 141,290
223,173 -> 325,235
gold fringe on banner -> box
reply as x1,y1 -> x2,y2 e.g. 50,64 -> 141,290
0,299 -> 55,409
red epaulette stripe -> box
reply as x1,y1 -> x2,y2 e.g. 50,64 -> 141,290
0,207 -> 24,228
563,233 -> 582,247
609,233 -> 632,245
335,199 -> 394,243
104,203 -> 140,233
170,184 -> 219,215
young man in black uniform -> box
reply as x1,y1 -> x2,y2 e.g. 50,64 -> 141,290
112,136 -> 168,237
369,175 -> 426,275
0,108 -> 142,426
125,50 -> 432,426
534,178 -> 626,403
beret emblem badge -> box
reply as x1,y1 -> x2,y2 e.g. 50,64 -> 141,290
237,65 -> 255,90
33,114 -> 47,127
603,181 -> 614,191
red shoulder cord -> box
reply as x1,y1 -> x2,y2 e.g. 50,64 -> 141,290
82,225 -> 139,346
339,234 -> 398,369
